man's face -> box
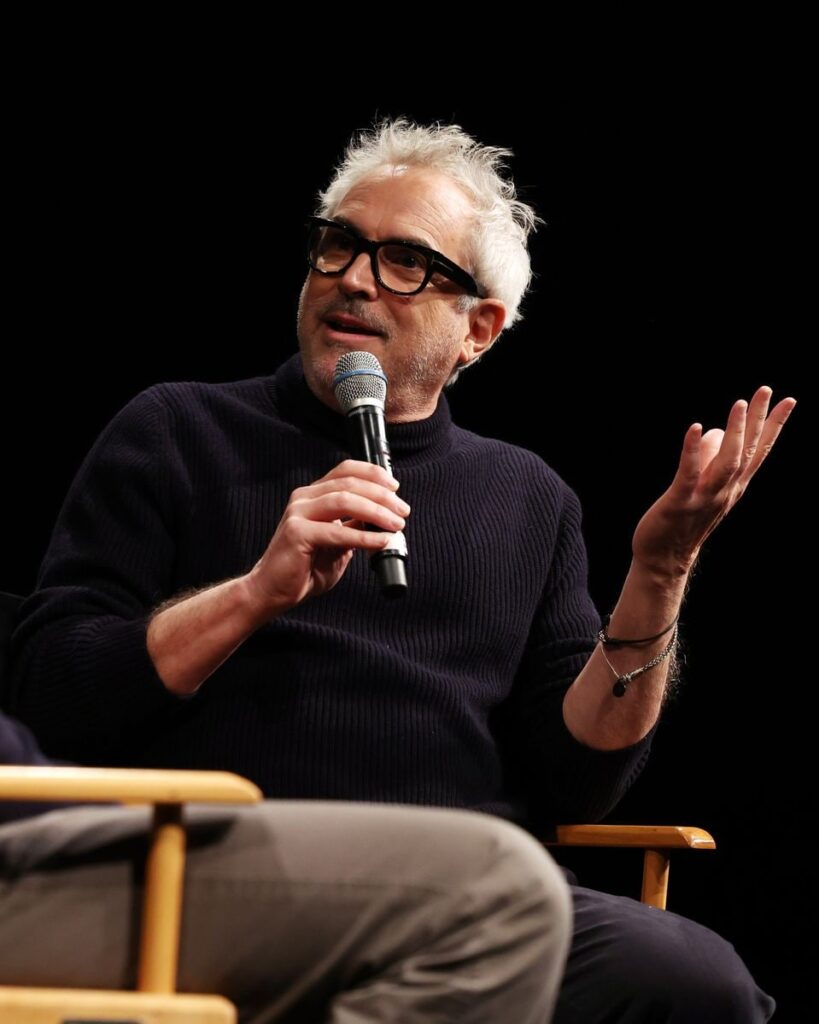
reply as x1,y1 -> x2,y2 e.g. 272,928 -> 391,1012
297,167 -> 483,422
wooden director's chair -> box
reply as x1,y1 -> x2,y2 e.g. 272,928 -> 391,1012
0,765 -> 261,1024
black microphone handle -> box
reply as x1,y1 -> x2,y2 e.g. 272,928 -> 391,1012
345,403 -> 408,597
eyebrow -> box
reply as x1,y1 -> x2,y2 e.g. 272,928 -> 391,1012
333,215 -> 437,252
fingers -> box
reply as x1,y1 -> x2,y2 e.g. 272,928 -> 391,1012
706,398 -> 748,489
299,519 -> 399,552
321,460 -> 400,490
287,460 -> 409,533
718,385 -> 773,487
671,386 -> 795,500
291,490 -> 408,534
743,390 -> 797,478
671,422 -> 704,500
631,387 -> 794,578
298,460 -> 408,516
715,387 -> 796,486
252,463 -> 406,612
741,386 -> 772,468
296,474 -> 410,520
279,459 -> 410,553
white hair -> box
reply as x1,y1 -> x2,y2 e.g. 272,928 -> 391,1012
317,118 -> 540,335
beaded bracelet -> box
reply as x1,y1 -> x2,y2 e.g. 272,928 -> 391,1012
599,624 -> 679,698
597,613 -> 679,648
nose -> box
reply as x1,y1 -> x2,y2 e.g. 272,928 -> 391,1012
338,251 -> 379,299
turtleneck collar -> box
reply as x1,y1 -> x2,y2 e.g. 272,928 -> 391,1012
267,353 -> 454,465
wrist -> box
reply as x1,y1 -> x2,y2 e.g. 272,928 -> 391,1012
605,560 -> 689,647
240,567 -> 296,627
630,553 -> 696,589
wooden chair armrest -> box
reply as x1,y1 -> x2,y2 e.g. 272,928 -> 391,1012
548,824 -> 716,850
546,825 -> 716,910
0,766 -> 262,805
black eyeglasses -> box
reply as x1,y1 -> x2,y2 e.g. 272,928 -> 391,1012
306,217 -> 483,297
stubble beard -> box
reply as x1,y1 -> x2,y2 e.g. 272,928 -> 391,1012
296,285 -> 461,420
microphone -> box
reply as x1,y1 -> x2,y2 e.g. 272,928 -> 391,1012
333,351 -> 408,597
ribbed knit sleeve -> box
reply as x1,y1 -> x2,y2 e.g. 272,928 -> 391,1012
494,485 -> 654,826
7,387 -> 186,760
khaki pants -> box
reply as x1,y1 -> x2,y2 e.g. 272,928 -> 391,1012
0,801 -> 571,1023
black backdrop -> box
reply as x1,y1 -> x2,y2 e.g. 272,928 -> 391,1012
3,90 -> 811,1017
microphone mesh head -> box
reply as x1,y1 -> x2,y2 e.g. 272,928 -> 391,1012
333,351 -> 387,411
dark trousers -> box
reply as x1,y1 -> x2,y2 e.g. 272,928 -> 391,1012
556,885 -> 775,1023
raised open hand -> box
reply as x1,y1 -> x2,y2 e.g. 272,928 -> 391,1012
631,387 -> 796,578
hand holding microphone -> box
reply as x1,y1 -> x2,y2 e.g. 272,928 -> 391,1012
333,351 -> 408,597
245,351 -> 408,616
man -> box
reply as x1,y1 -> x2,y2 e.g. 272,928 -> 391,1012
1,709 -> 573,1022
8,119 -> 793,1020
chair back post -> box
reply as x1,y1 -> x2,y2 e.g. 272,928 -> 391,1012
641,849 -> 670,909
138,803 -> 186,993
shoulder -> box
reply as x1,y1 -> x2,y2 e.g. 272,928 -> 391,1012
449,423 -> 583,515
74,377 -> 280,484
98,376 -> 278,444
128,376 -> 275,421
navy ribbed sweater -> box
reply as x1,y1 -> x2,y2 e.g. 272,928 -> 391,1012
8,355 -> 651,828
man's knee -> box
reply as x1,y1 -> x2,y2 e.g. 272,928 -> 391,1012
455,814 -> 572,950
624,922 -> 771,1021
562,887 -> 774,1023
400,813 -> 572,1015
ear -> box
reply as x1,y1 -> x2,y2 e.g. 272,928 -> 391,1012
458,299 -> 507,366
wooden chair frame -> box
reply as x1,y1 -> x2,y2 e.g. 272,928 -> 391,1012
0,765 -> 261,1024
547,824 -> 716,909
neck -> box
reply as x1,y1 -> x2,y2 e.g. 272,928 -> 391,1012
384,392 -> 442,423
303,354 -> 448,421
306,367 -> 443,424
270,354 -> 455,465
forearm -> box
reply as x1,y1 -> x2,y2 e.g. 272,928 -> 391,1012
562,559 -> 690,750
146,459 -> 404,696
147,574 -> 288,696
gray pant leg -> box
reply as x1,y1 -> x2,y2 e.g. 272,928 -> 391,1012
0,802 -> 571,1023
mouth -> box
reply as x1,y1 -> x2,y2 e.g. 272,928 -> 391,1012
322,314 -> 384,340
